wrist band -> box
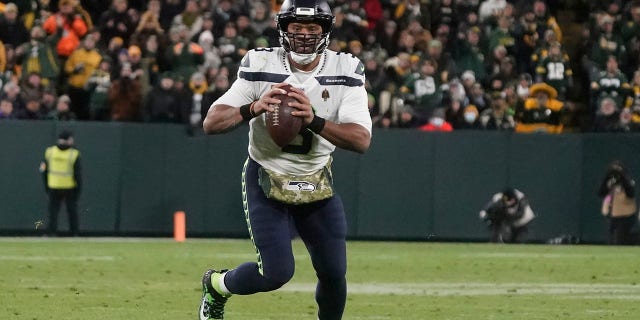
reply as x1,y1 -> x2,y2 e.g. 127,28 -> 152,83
239,102 -> 254,121
249,101 -> 257,117
307,116 -> 326,134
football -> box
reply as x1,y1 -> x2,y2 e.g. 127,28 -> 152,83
265,84 -> 303,147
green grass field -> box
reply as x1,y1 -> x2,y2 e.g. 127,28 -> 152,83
1,237 -> 639,319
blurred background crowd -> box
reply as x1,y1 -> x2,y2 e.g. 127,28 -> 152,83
0,0 -> 638,134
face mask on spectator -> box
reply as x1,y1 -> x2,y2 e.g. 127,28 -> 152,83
464,112 -> 477,123
517,85 -> 529,98
431,117 -> 444,126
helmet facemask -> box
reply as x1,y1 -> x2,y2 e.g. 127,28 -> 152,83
283,30 -> 325,55
276,1 -> 335,65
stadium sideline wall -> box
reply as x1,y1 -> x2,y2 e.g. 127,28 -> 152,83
2,121 -> 635,243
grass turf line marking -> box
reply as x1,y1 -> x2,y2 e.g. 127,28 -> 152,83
280,282 -> 640,297
458,252 -> 638,259
0,255 -> 115,261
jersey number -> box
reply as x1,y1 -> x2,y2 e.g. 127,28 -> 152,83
546,62 -> 565,80
282,130 -> 314,154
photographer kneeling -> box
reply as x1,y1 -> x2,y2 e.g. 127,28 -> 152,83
479,188 -> 536,243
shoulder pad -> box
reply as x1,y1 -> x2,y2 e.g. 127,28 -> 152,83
327,50 -> 365,76
238,48 -> 289,83
239,48 -> 282,70
315,51 -> 365,87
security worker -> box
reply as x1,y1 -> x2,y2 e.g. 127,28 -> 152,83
40,130 -> 82,236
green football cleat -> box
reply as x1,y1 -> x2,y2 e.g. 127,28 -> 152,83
198,269 -> 229,320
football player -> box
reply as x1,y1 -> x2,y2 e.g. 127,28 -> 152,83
198,0 -> 372,319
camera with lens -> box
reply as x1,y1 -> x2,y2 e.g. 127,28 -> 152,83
485,202 -> 506,222
606,171 -> 623,188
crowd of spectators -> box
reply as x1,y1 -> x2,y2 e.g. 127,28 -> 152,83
0,0 -> 639,134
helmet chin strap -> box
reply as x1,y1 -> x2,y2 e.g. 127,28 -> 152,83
289,52 -> 318,65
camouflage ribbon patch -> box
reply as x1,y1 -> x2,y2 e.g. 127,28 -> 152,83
258,163 -> 334,205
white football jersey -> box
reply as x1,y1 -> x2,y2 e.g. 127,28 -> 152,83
212,47 -> 372,175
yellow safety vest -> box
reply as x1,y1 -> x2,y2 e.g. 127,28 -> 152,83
45,146 -> 79,189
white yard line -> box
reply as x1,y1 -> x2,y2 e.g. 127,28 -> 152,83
0,237 -> 183,243
280,282 -> 640,298
458,252 -> 638,258
0,255 -> 115,261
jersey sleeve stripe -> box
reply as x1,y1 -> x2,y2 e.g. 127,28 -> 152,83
239,71 -> 290,83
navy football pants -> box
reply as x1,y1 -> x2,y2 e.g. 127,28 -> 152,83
223,158 -> 348,320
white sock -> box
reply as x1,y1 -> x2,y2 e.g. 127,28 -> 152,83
218,271 -> 232,296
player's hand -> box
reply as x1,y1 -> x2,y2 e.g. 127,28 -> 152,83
286,86 -> 314,125
251,83 -> 289,115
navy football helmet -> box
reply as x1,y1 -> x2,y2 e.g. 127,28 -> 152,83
276,0 -> 335,56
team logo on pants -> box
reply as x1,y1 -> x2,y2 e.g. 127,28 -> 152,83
286,181 -> 317,191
